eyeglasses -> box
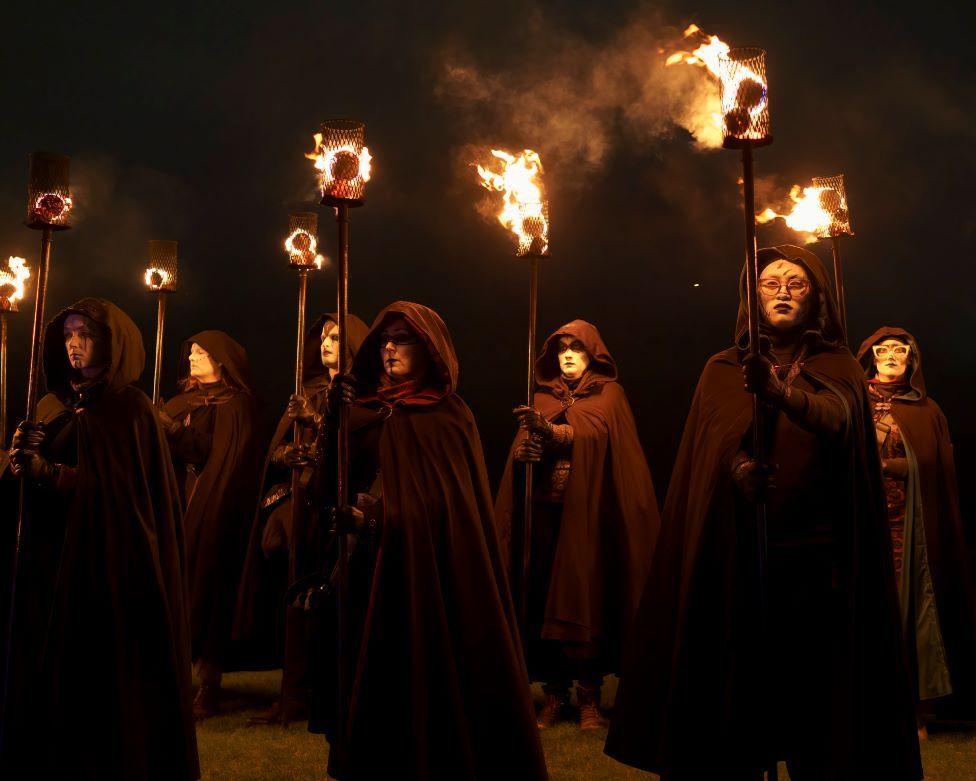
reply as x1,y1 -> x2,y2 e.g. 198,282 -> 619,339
872,344 -> 909,359
759,279 -> 810,297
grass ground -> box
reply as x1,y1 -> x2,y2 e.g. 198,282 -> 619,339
197,671 -> 976,780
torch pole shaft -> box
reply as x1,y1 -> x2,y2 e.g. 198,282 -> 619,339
740,145 -> 777,781
288,270 -> 308,587
517,257 -> 539,636
335,204 -> 351,768
830,235 -> 848,342
1,312 -> 8,450
152,292 -> 167,406
2,225 -> 53,746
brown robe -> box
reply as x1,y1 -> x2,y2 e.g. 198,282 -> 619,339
164,331 -> 261,667
606,246 -> 921,780
1,298 -> 198,780
858,326 -> 976,718
494,319 -> 660,679
330,301 -> 547,781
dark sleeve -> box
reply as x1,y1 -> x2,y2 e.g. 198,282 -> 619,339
167,422 -> 213,465
780,385 -> 848,439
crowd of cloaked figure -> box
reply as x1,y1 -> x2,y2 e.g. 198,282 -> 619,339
1,243 -> 974,781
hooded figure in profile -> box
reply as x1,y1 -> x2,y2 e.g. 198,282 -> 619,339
3,298 -> 198,780
494,319 -> 660,731
234,312 -> 369,725
857,326 -> 976,729
322,301 -> 547,781
159,330 -> 261,719
606,247 -> 922,780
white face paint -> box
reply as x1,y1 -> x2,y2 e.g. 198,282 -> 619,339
557,336 -> 591,381
758,260 -> 813,331
321,322 -> 340,370
873,338 -> 910,383
188,342 -> 222,383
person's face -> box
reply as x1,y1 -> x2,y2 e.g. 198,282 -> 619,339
557,336 -> 591,380
63,314 -> 104,371
321,322 -> 340,369
759,260 -> 813,331
873,339 -> 911,383
379,317 -> 427,380
188,343 -> 221,383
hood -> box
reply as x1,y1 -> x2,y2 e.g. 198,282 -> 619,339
43,297 -> 146,398
352,301 -> 458,395
536,319 -> 617,397
735,243 -> 846,351
302,312 -> 370,389
856,325 -> 926,400
177,330 -> 253,393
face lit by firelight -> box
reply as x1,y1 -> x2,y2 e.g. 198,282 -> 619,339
558,336 -> 591,381
189,343 -> 222,384
379,317 -> 428,381
63,314 -> 105,377
873,338 -> 910,384
321,322 -> 340,373
759,260 -> 813,331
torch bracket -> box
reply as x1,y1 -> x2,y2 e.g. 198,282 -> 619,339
321,195 -> 365,209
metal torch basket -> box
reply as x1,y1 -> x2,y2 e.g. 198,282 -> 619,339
286,212 -> 323,269
812,174 -> 854,238
317,119 -> 369,208
719,48 -> 772,149
146,240 -> 179,292
516,200 -> 551,258
26,152 -> 72,230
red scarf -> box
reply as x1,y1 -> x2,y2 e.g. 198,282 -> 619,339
359,375 -> 447,409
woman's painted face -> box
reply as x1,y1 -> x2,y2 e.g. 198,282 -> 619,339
63,314 -> 103,371
378,316 -> 428,380
557,336 -> 591,380
188,343 -> 222,383
872,338 -> 910,383
758,260 -> 813,331
321,322 -> 340,369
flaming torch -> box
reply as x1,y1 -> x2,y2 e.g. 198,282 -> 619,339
307,119 -> 371,766
144,240 -> 179,405
757,174 -> 853,337
719,48 -> 779,781
0,257 -> 30,449
476,148 -> 551,636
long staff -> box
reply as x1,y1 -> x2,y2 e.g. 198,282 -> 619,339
144,240 -> 179,404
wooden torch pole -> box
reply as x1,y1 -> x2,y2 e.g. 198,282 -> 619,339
830,235 -> 848,342
151,291 -> 167,405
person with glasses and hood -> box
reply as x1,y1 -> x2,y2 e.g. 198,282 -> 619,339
858,327 -> 976,734
3,298 -> 198,780
606,246 -> 922,781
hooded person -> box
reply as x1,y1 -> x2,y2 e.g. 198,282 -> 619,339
2,298 -> 198,780
493,319 -> 660,730
234,312 -> 369,725
159,330 -> 262,719
857,326 -> 976,728
606,246 -> 922,781
321,301 -> 548,781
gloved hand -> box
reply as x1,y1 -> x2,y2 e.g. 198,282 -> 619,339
513,405 -> 553,440
742,353 -> 789,405
326,374 -> 357,416
9,421 -> 54,481
731,453 -> 777,504
287,394 -> 320,428
273,443 -> 312,470
514,436 -> 543,463
331,504 -> 367,535
156,405 -> 182,435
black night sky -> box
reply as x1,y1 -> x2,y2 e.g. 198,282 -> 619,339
1,1 -> 974,515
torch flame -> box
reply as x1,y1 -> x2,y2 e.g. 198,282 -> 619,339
475,149 -> 550,256
0,256 -> 30,305
285,228 -> 325,269
757,184 -> 846,242
305,133 -> 372,192
144,267 -> 173,290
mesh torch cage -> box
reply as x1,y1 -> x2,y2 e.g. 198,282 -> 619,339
719,48 -> 772,149
286,212 -> 322,269
811,174 -> 854,238
316,119 -> 369,207
26,152 -> 72,230
516,200 -> 551,258
145,240 -> 179,292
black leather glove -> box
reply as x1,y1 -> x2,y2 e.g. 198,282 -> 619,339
10,421 -> 47,480
272,443 -> 312,470
731,452 -> 777,504
513,405 -> 553,440
326,374 -> 357,416
742,353 -> 789,406
156,405 -> 182,435
287,394 -> 320,428
514,436 -> 544,463
331,504 -> 367,535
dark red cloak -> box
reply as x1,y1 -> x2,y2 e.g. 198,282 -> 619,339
606,247 -> 921,780
332,301 -> 547,781
494,319 -> 660,674
857,326 -> 976,719
2,298 -> 198,780
164,330 -> 261,666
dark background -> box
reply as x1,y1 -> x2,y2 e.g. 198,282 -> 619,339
1,2 -> 973,521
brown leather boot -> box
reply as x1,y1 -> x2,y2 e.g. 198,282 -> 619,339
536,692 -> 567,729
193,682 -> 220,720
577,684 -> 608,731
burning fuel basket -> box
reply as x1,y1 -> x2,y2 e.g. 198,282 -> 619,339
309,119 -> 372,208
516,200 -> 550,258
285,212 -> 324,269
0,258 -> 30,314
718,48 -> 772,148
811,174 -> 854,238
145,240 -> 179,292
26,152 -> 72,230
